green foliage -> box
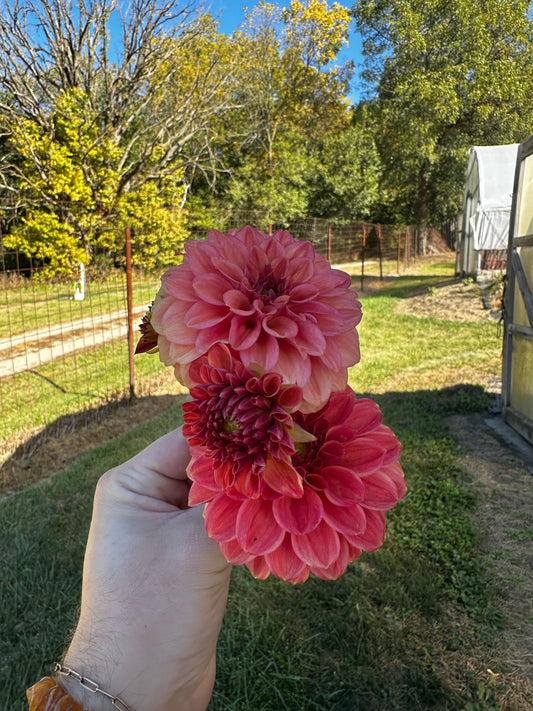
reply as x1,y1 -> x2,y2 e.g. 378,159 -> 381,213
3,87 -> 189,274
114,179 -> 188,271
352,0 -> 533,227
305,108 -> 382,221
3,89 -> 120,273
4,212 -> 86,274
201,0 -> 367,224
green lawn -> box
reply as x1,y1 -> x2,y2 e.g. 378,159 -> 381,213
1,338 -> 174,442
1,273 -> 165,444
1,258 -> 527,710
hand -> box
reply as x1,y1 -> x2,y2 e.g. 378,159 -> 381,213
60,428 -> 232,711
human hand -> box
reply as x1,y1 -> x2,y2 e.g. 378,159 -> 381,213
59,428 -> 232,711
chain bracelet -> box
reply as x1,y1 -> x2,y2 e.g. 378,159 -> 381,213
55,663 -> 131,711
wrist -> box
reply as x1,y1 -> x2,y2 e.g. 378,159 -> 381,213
55,663 -> 130,711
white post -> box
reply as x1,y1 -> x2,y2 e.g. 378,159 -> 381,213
74,263 -> 85,301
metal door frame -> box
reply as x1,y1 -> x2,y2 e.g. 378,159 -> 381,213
502,135 -> 533,444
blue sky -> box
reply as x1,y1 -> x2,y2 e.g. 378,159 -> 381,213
207,1 -> 364,101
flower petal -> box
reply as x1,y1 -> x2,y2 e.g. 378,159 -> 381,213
262,457 -> 304,498
382,461 -> 407,499
219,538 -> 254,565
246,556 -> 271,580
223,289 -> 254,314
336,436 -> 385,475
263,315 -> 299,338
276,342 -> 311,387
272,487 -> 323,534
188,481 -> 217,506
311,537 -> 361,580
240,331 -> 280,371
193,273 -> 232,304
296,320 -> 327,355
187,453 -> 217,489
185,301 -> 228,328
204,496 -> 239,542
301,360 -> 333,411
291,520 -> 340,568
320,498 -> 367,538
348,509 -> 386,551
265,534 -> 309,582
363,470 -> 404,510
372,425 -> 402,464
322,465 -> 365,506
236,498 -> 285,555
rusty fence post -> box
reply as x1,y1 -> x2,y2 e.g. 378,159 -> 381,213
125,227 -> 136,401
377,223 -> 383,280
396,230 -> 400,274
361,225 -> 366,292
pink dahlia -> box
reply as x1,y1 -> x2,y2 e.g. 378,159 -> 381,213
182,343 -> 312,499
149,226 -> 362,412
187,386 -> 406,583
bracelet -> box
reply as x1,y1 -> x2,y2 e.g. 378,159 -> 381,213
54,663 -> 132,711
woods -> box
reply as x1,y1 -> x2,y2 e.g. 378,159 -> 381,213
0,0 -> 532,272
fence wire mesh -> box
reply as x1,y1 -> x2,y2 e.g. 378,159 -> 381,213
1,218 -> 448,459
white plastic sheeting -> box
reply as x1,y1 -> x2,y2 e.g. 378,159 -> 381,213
463,144 -> 519,251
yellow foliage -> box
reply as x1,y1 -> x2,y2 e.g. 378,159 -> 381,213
282,0 -> 351,67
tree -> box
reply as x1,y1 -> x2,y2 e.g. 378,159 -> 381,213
305,105 -> 382,221
203,0 -> 357,224
352,0 -> 533,241
0,0 -> 233,271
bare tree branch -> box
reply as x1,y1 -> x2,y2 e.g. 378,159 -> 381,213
0,0 -> 236,218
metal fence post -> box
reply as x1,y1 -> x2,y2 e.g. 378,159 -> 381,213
361,225 -> 366,292
397,230 -> 402,274
125,227 -> 135,401
377,223 -> 383,280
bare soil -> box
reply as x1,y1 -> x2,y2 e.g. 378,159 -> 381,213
394,277 -> 503,323
448,414 -> 533,703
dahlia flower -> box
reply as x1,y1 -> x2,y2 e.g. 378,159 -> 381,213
182,343 -> 313,499
187,386 -> 406,583
147,226 -> 362,412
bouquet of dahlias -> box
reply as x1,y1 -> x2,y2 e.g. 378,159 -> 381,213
136,226 -> 405,583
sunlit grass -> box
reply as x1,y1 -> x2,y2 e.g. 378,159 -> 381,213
348,261 -> 501,395
0,341 -> 175,442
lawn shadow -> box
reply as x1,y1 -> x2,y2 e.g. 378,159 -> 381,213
0,392 -> 185,499
351,272 -> 458,299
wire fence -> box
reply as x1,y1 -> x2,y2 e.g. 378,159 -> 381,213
0,217 -> 450,462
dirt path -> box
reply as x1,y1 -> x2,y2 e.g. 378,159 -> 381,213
448,414 -> 533,689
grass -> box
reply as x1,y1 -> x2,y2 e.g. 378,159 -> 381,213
349,262 -> 501,394
0,272 -> 168,444
1,256 -> 528,710
0,391 -> 515,711
0,338 -> 175,442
